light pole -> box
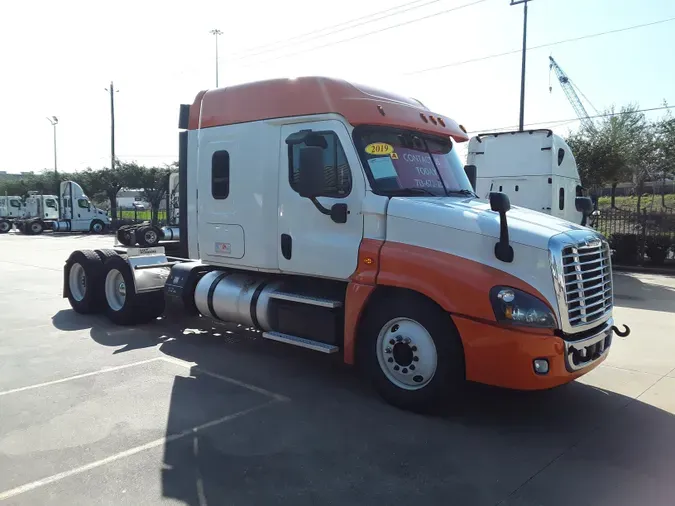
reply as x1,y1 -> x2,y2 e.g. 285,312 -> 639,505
104,82 -> 118,170
511,0 -> 530,132
46,116 -> 58,176
210,29 -> 223,87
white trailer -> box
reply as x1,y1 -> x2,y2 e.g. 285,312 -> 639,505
467,130 -> 592,225
15,181 -> 110,235
62,77 -> 628,413
0,195 -> 23,233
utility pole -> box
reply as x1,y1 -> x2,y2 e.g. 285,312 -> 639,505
210,29 -> 223,87
511,0 -> 530,131
104,82 -> 118,169
46,116 -> 58,176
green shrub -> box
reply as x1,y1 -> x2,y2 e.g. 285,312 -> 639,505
645,236 -> 672,265
609,234 -> 639,265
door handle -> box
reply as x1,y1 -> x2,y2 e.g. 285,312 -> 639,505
281,234 -> 292,260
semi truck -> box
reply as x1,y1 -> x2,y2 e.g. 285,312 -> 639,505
62,77 -> 628,412
467,130 -> 592,225
10,181 -> 110,235
115,172 -> 180,247
0,195 -> 23,233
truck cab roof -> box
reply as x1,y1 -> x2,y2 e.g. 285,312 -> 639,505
187,76 -> 469,143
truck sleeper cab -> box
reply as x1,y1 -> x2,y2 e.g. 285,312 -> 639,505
63,77 -> 624,412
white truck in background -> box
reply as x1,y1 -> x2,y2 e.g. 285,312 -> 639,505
13,181 -> 110,235
61,77 -> 628,413
0,196 -> 24,233
467,130 -> 592,225
115,171 -> 180,247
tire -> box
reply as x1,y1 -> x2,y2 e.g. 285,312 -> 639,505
358,292 -> 465,414
138,226 -> 160,247
64,250 -> 105,314
29,220 -> 44,235
0,220 -> 10,234
94,249 -> 119,263
116,227 -> 134,246
90,220 -> 105,234
102,255 -> 165,325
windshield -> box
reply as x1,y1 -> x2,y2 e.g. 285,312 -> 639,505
353,126 -> 473,197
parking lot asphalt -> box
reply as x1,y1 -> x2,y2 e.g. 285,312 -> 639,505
1,232 -> 674,506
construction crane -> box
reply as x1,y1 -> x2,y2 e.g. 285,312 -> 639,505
549,56 -> 596,133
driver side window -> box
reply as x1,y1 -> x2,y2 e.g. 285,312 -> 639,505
288,132 -> 352,197
46,198 -> 57,209
78,198 -> 90,209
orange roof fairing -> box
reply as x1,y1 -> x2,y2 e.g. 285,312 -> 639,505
188,77 -> 469,143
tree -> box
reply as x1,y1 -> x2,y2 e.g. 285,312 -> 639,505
138,166 -> 171,225
81,161 -> 143,220
654,107 -> 675,207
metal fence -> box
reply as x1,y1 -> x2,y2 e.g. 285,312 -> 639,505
591,207 -> 675,265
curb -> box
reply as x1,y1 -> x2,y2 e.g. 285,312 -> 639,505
613,265 -> 675,277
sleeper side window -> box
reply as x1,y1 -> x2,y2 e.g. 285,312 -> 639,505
559,187 -> 565,210
212,150 -> 230,199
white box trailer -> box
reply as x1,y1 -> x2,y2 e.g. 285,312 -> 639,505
467,130 -> 591,225
62,77 -> 628,413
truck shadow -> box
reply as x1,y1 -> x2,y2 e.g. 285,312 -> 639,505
613,272 -> 675,313
52,310 -> 675,506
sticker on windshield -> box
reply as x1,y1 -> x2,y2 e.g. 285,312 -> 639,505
368,157 -> 398,180
365,142 -> 394,156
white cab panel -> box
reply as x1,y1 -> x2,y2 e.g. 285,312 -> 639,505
277,119 -> 365,280
194,121 -> 280,270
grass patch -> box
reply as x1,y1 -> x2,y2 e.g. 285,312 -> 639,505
597,194 -> 675,211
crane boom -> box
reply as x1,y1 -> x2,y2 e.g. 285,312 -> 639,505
549,56 -> 596,132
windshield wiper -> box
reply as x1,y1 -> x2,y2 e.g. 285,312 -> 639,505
446,189 -> 477,198
385,188 -> 440,197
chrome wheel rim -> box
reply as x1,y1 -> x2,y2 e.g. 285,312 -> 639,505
105,269 -> 126,311
31,223 -> 41,233
93,222 -> 103,233
376,317 -> 437,391
144,230 -> 158,245
68,263 -> 87,302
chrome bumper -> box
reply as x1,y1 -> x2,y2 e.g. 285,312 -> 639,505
564,318 -> 613,372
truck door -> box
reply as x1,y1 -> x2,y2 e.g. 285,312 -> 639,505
278,120 -> 365,280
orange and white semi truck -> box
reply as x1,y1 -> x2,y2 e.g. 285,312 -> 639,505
62,77 -> 628,412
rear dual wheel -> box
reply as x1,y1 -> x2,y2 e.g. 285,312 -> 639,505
102,255 -> 164,325
0,220 -> 10,234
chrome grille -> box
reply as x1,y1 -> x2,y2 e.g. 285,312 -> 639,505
561,241 -> 613,327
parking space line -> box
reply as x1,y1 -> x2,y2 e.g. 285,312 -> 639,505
0,399 -> 280,502
0,357 -> 165,397
159,356 -> 290,402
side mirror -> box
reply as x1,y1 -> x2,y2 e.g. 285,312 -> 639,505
489,192 -> 511,213
489,192 -> 513,263
575,196 -> 593,226
297,146 -> 326,198
464,164 -> 477,191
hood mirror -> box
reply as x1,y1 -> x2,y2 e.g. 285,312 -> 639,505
489,192 -> 514,263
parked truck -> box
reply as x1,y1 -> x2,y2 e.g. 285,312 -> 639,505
467,130 -> 592,225
115,172 -> 180,247
62,77 -> 628,412
13,181 -> 110,235
0,195 -> 23,233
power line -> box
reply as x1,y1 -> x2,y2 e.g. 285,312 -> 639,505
223,0 -> 444,61
406,15 -> 675,75
467,104 -> 675,134
234,0 -> 491,68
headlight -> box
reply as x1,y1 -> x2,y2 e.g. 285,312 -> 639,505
489,286 -> 556,328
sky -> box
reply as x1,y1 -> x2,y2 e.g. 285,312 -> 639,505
1,0 -> 674,173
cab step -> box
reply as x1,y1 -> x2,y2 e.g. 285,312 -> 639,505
269,291 -> 342,309
261,331 -> 339,354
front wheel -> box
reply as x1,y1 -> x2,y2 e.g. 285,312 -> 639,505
359,293 -> 465,413
138,226 -> 160,247
0,220 -> 10,234
90,220 -> 105,234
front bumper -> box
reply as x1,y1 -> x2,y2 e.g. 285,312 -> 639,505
454,315 -> 613,390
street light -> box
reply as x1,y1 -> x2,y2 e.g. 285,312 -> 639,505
210,29 -> 223,87
46,116 -> 58,176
